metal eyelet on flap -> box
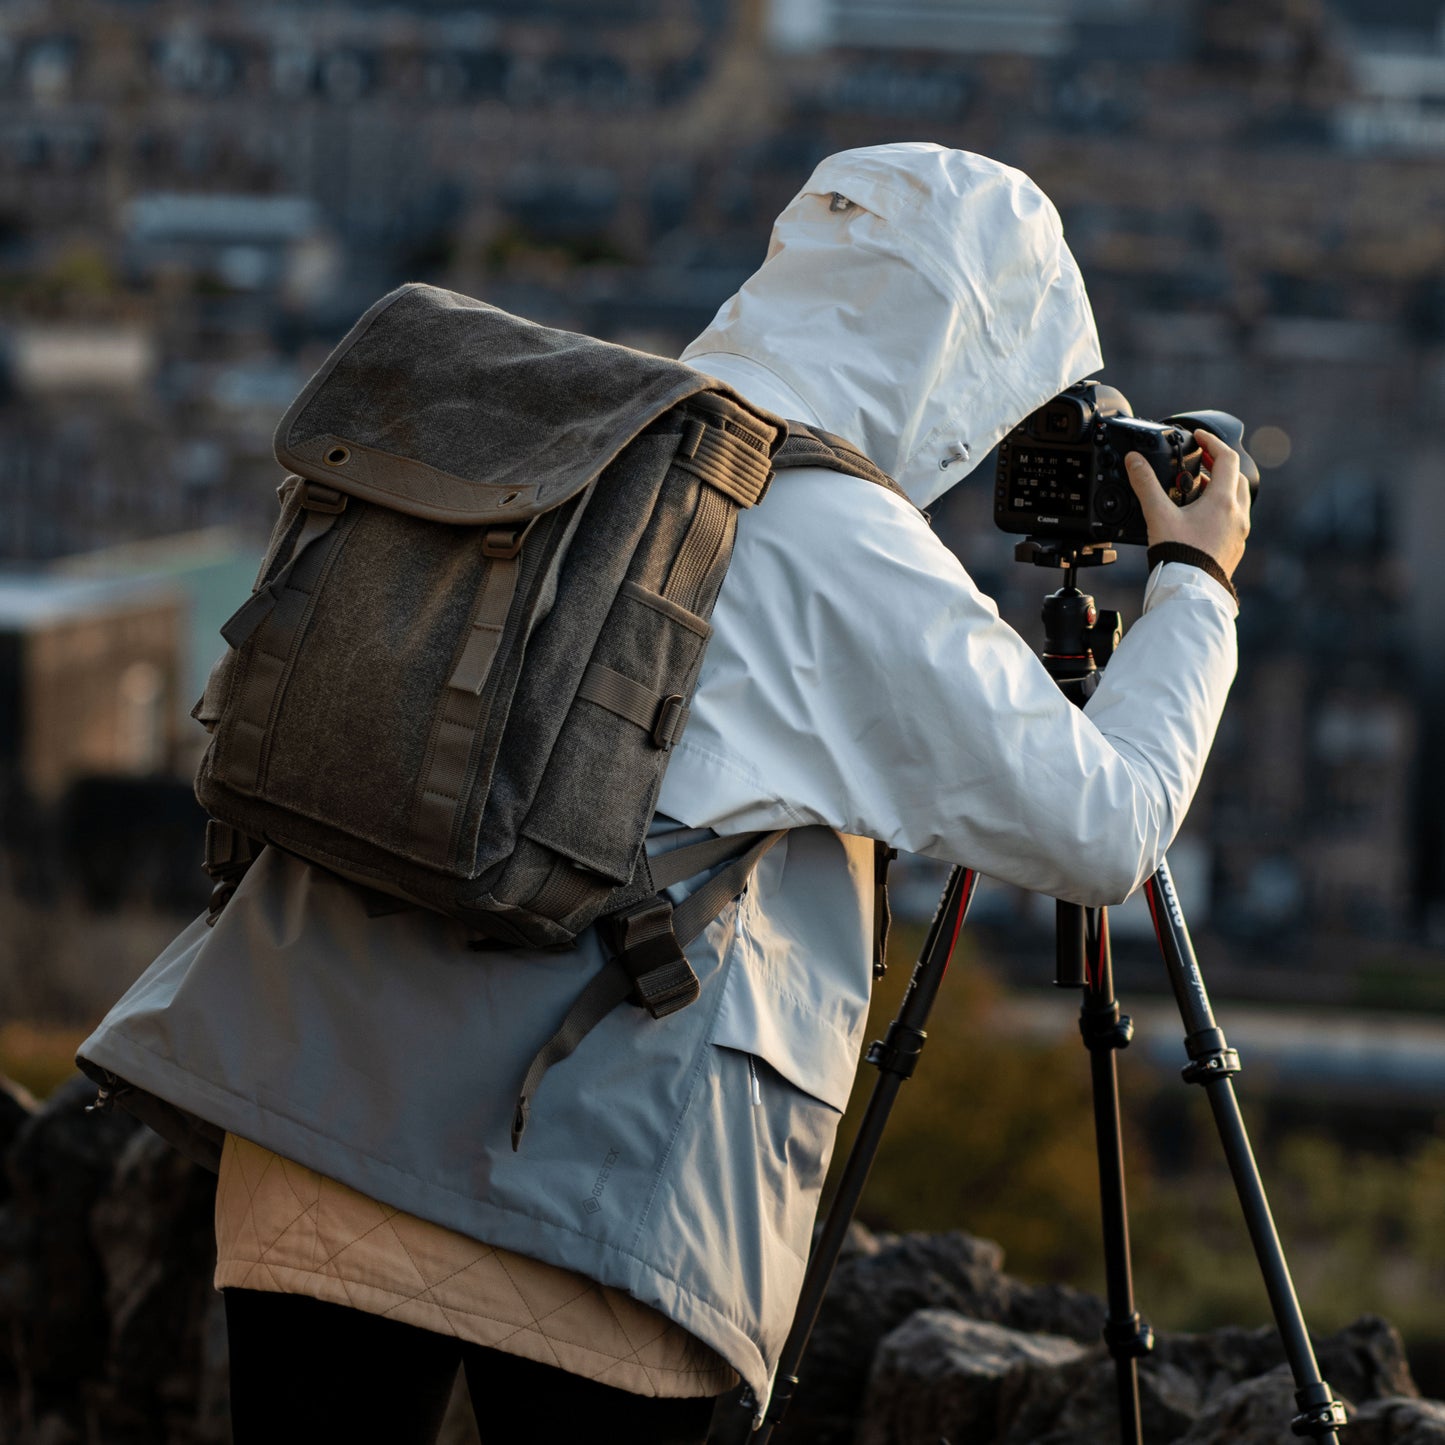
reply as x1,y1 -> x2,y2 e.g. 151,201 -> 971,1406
323,445 -> 351,467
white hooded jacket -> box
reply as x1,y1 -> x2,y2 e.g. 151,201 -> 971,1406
663,142 -> 1236,903
79,144 -> 1237,1401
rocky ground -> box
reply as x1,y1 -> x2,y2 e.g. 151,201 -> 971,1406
2,1074 -> 1443,1444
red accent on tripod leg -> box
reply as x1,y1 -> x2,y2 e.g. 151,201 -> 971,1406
1143,879 -> 1166,952
942,869 -> 976,979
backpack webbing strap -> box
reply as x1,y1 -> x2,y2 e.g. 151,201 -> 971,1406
672,412 -> 773,507
219,484 -> 348,651
576,663 -> 689,750
664,484 -> 735,612
511,829 -> 785,1149
409,527 -> 529,869
202,820 -> 264,925
647,829 -> 765,889
663,405 -> 774,612
667,828 -> 785,941
519,824 -> 770,931
446,524 -> 532,695
774,422 -> 916,508
215,489 -> 350,795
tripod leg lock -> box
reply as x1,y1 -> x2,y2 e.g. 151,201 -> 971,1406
1102,1312 -> 1155,1360
866,1022 -> 927,1080
1181,1026 -> 1242,1086
1078,1001 -> 1134,1053
1291,1381 -> 1348,1437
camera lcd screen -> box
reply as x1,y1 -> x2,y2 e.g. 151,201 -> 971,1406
1004,447 -> 1090,520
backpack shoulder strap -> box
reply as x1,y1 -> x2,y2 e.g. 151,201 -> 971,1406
772,420 -> 916,508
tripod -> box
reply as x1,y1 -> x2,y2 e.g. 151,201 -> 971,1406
708,541 -> 1347,1445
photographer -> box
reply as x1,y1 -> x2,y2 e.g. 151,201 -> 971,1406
79,144 -> 1247,1445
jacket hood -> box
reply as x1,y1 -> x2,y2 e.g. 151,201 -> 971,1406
681,143 -> 1103,508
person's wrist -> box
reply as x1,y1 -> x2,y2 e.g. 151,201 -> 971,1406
1146,542 -> 1239,606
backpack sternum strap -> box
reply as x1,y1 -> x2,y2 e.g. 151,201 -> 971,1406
509,829 -> 786,1150
509,896 -> 698,1152
609,896 -> 700,1018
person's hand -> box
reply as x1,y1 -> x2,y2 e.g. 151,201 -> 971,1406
1124,430 -> 1251,579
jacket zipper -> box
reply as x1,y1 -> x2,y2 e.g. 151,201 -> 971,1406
748,1054 -> 762,1106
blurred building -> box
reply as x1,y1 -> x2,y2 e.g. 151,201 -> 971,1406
0,573 -> 183,801
0,0 -> 1443,960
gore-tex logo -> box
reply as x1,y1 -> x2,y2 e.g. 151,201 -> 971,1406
1160,871 -> 1186,930
582,1148 -> 620,1216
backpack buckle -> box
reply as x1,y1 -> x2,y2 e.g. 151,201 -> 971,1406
202,821 -> 263,925
300,482 -> 348,514
652,695 -> 687,750
607,897 -> 700,1019
483,517 -> 536,559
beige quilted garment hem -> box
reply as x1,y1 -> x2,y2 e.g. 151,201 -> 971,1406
214,1134 -> 738,1399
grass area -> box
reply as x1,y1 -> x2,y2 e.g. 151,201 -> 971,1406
1352,958 -> 1445,1014
0,1021 -> 89,1101
0,885 -> 191,1099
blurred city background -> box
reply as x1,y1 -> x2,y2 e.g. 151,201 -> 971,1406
6,0 -> 1445,1410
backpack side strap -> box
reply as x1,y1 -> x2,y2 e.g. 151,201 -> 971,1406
510,829 -> 786,1149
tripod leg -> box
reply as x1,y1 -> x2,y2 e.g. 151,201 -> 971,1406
1067,904 -> 1152,1445
708,866 -> 980,1445
1144,861 -> 1348,1442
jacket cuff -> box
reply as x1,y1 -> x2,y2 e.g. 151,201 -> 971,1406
1146,543 -> 1238,608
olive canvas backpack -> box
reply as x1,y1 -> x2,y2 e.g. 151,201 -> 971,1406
192,283 -> 902,1142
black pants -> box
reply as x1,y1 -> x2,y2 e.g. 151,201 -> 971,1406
224,1288 -> 718,1445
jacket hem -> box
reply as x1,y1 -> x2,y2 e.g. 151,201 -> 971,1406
74,1029 -> 772,1398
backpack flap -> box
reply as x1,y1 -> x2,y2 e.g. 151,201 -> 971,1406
273,282 -> 728,524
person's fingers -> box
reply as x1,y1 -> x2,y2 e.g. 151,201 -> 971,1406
1197,429 -> 1251,524
1194,430 -> 1240,506
1124,452 -> 1173,530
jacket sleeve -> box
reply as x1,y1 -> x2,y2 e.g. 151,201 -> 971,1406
656,468 -> 1238,906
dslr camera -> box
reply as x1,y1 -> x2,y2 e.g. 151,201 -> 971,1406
993,380 -> 1257,548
